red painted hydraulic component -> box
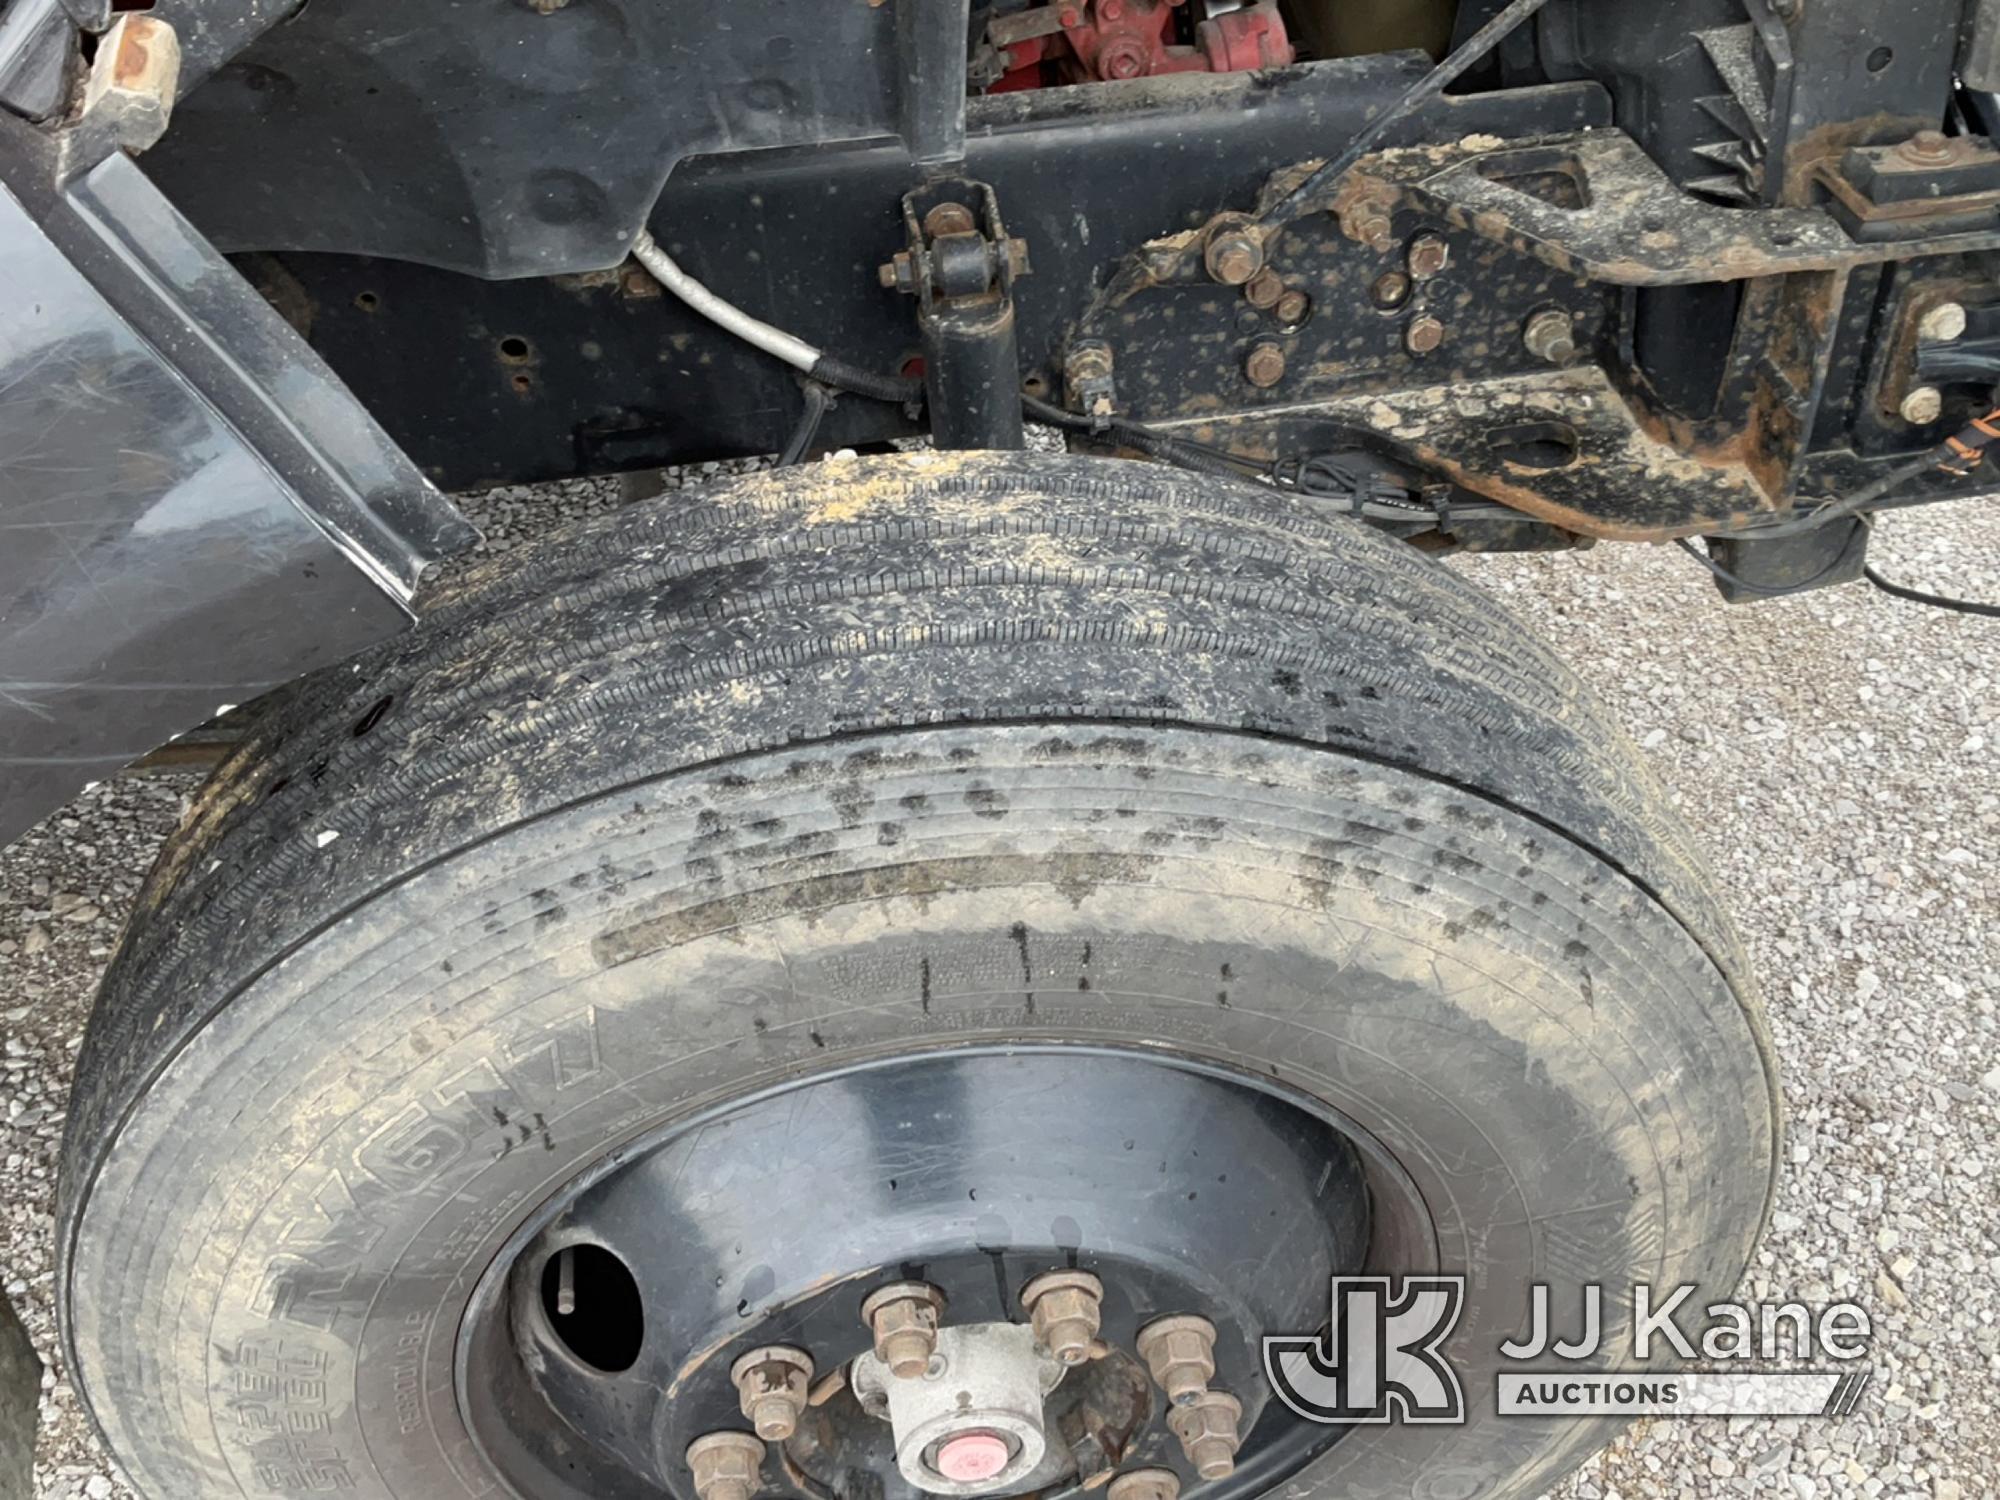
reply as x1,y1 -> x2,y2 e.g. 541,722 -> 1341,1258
990,0 -> 1292,89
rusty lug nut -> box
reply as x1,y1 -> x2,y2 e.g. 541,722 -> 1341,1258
1522,308 -> 1577,364
1243,341 -> 1287,389
1020,1270 -> 1104,1366
1900,385 -> 1943,425
1107,1469 -> 1182,1500
729,1345 -> 815,1441
861,1281 -> 947,1378
1273,288 -> 1312,327
1405,314 -> 1446,355
923,201 -> 977,239
1407,233 -> 1451,279
1370,270 -> 1411,309
1166,1390 -> 1243,1480
1135,1314 -> 1219,1405
1919,302 -> 1968,342
1203,225 -> 1265,287
1242,267 -> 1284,309
686,1431 -> 765,1500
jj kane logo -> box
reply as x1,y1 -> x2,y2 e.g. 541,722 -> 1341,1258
1263,1278 -> 1874,1425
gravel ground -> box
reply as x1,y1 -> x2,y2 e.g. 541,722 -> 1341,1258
1,474 -> 1994,1499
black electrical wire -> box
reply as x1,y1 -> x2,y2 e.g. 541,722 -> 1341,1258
777,380 -> 835,467
1259,0 -> 1556,226
1863,565 -> 2000,617
1673,537 -> 1861,598
1680,527 -> 2000,616
810,355 -> 924,406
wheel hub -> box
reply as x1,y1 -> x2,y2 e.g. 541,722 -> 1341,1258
852,1321 -> 1064,1494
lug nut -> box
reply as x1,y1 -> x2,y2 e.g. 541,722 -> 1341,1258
1135,1314 -> 1219,1405
1900,385 -> 1943,425
1203,224 -> 1265,286
1242,267 -> 1284,309
1021,1270 -> 1105,1366
730,1346 -> 814,1441
1407,233 -> 1451,279
1166,1390 -> 1243,1479
1522,308 -> 1577,364
1404,314 -> 1446,355
1108,1469 -> 1182,1500
861,1281 -> 947,1379
1919,302 -> 1968,342
1244,340 -> 1287,388
686,1431 -> 765,1500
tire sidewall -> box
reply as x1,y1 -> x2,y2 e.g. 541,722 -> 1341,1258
67,726 -> 1773,1500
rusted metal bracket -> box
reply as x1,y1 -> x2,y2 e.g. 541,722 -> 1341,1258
1158,367 -> 1776,542
1396,131 -> 2000,284
1066,125 -> 2000,540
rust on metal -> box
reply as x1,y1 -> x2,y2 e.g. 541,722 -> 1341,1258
860,1281 -> 947,1379
1021,1270 -> 1106,1367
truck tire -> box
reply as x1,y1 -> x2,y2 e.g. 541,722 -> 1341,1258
58,451 -> 1777,1500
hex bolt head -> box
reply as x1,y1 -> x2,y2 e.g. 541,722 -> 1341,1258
1919,302 -> 1968,343
1135,1314 -> 1219,1405
1370,271 -> 1412,309
686,1431 -> 766,1500
861,1281 -> 947,1379
1522,309 -> 1577,364
1405,314 -> 1447,355
1896,129 -> 1956,167
923,202 -> 977,239
1243,341 -> 1287,388
1203,223 -> 1265,286
1108,1468 -> 1183,1500
1338,201 -> 1395,254
729,1346 -> 815,1441
1407,233 -> 1451,279
1166,1390 -> 1243,1479
1900,385 -> 1944,425
1242,268 -> 1284,309
1020,1270 -> 1105,1366
1273,289 -> 1312,327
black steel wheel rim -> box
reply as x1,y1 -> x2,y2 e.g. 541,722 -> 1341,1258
457,1043 -> 1439,1500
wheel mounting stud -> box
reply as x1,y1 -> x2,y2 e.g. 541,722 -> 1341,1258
729,1345 -> 815,1441
1165,1389 -> 1243,1480
860,1281 -> 948,1379
1020,1269 -> 1105,1366
686,1430 -> 766,1500
1108,1468 -> 1183,1500
1134,1314 -> 1219,1406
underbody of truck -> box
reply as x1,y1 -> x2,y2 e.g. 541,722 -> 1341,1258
0,1 -> 1990,1497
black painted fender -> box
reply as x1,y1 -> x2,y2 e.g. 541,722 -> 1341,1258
0,109 -> 475,847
